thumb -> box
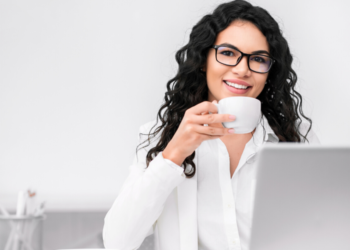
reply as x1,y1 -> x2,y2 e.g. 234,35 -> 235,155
212,100 -> 218,104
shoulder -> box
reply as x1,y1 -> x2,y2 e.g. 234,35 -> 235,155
137,119 -> 163,147
139,119 -> 161,134
298,122 -> 321,144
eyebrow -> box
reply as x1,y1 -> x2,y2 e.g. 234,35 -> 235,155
219,43 -> 270,55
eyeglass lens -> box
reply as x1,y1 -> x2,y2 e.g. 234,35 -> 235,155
216,46 -> 272,73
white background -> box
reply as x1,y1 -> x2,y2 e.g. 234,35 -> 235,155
1,0 -> 349,211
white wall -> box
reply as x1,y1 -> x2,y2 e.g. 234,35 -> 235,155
1,0 -> 349,211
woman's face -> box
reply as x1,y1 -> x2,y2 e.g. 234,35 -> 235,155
204,20 -> 270,101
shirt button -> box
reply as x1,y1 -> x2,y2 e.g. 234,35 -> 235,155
228,203 -> 232,208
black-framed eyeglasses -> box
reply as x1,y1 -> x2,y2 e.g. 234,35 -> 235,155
212,45 -> 276,73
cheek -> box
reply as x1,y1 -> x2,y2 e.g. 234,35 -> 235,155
253,76 -> 268,96
206,51 -> 225,76
206,62 -> 224,86
257,80 -> 265,89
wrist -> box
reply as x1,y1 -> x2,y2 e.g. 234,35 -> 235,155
162,145 -> 186,167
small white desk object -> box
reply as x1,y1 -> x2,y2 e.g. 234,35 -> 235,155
0,214 -> 46,250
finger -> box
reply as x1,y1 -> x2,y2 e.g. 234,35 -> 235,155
187,101 -> 218,116
193,123 -> 233,136
189,113 -> 235,125
201,110 -> 216,115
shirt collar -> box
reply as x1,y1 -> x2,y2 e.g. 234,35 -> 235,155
224,115 -> 278,174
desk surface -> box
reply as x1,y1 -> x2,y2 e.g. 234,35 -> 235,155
1,193 -> 116,212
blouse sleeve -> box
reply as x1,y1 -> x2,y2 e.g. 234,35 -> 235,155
103,122 -> 186,250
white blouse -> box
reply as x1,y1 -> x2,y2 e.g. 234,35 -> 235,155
103,116 -> 320,250
163,116 -> 321,250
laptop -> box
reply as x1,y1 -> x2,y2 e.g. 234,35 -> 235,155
249,144 -> 350,250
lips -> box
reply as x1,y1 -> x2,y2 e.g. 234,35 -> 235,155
223,80 -> 251,94
224,79 -> 252,87
223,81 -> 250,90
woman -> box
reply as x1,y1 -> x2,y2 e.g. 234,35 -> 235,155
103,0 -> 320,249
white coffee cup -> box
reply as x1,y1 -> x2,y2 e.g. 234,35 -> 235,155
213,96 -> 261,134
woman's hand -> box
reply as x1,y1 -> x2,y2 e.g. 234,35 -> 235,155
162,100 -> 235,166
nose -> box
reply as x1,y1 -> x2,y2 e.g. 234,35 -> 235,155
231,55 -> 251,77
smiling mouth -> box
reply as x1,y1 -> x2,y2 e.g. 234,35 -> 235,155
223,80 -> 252,89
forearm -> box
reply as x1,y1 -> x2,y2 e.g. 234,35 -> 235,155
103,152 -> 185,250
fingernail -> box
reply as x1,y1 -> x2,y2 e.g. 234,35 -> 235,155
228,129 -> 234,134
229,115 -> 235,120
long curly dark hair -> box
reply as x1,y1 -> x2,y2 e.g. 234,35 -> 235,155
136,0 -> 312,178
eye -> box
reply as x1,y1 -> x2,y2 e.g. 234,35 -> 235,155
220,50 -> 235,57
251,56 -> 266,63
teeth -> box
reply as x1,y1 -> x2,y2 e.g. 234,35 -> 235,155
225,81 -> 248,89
